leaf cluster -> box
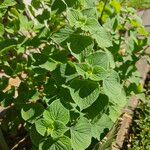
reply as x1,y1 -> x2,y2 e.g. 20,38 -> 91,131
0,0 -> 149,149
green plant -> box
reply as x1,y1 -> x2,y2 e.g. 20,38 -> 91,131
0,0 -> 149,149
124,0 -> 150,10
130,101 -> 150,150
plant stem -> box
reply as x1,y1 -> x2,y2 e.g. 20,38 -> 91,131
0,127 -> 9,150
100,0 -> 108,25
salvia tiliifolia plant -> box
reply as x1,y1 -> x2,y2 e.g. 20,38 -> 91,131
0,0 -> 149,149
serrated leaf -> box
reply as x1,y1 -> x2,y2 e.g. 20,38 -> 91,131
84,94 -> 109,120
107,105 -> 121,122
80,0 -> 95,8
43,99 -> 70,124
82,18 -> 100,31
89,66 -> 108,81
103,71 -> 126,107
105,50 -> 115,69
86,52 -> 109,69
67,8 -> 112,48
67,8 -> 86,28
82,18 -> 112,48
67,34 -> 93,62
94,120 -> 120,150
21,103 -> 44,123
91,28 -> 112,48
70,117 -> 91,150
67,79 -> 100,110
35,119 -> 51,136
81,8 -> 97,19
39,136 -> 71,150
51,26 -> 74,44
109,92 -> 126,108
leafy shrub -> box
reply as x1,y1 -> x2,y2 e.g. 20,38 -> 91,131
0,0 -> 149,149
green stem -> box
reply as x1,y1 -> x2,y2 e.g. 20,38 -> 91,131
0,127 -> 9,150
100,0 -> 108,25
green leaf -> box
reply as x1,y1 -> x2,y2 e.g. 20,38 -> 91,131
107,105 -> 121,122
109,92 -> 126,108
82,18 -> 112,48
86,52 -> 109,69
51,26 -> 74,44
0,23 -> 4,37
18,14 -> 33,31
67,8 -> 86,28
82,18 -> 100,31
84,94 -> 109,120
35,119 -> 51,136
0,39 -> 17,54
67,79 -> 100,110
81,8 -> 97,19
60,62 -> 77,78
29,91 -> 40,102
21,103 -> 44,123
90,28 -> 112,48
51,0 -> 66,13
105,50 -> 115,69
79,0 -> 95,8
70,117 -> 91,150
67,34 -> 93,62
35,118 -> 67,138
83,0 -> 95,8
39,61 -> 58,72
103,71 -> 126,107
30,126 -> 43,147
75,63 -> 91,78
89,66 -> 108,81
75,63 -> 108,81
43,99 -> 70,124
111,0 -> 121,13
51,121 -> 68,138
95,120 -> 120,150
92,114 -> 113,140
60,63 -> 78,82
39,136 -> 71,150
0,0 -> 16,8
67,8 -> 112,48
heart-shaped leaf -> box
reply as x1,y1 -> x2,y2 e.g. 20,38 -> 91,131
43,99 -> 70,124
67,79 -> 100,110
103,71 -> 126,107
39,136 -> 71,150
86,52 -> 109,69
70,117 -> 91,150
